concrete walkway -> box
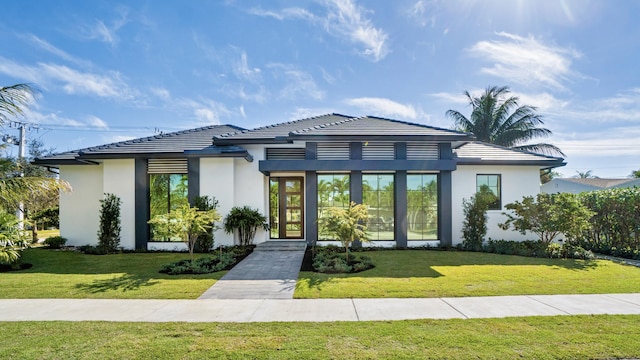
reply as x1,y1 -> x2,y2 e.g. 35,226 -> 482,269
2,294 -> 640,322
198,241 -> 306,299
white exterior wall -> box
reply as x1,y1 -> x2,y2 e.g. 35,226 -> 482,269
59,165 -> 103,247
102,159 -> 136,249
233,145 -> 270,244
451,165 -> 541,245
200,157 -> 236,246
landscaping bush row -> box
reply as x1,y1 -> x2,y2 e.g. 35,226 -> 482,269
577,187 -> 640,258
310,245 -> 375,273
159,245 -> 254,275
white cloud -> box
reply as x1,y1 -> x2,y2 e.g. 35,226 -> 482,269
249,0 -> 389,62
175,98 -> 232,125
468,32 -> 582,91
268,64 -> 325,100
344,97 -> 418,119
81,8 -> 129,46
86,115 -> 109,129
22,34 -> 92,68
288,107 -> 336,121
233,51 -> 261,82
150,87 -> 171,101
407,0 -> 438,27
39,63 -> 137,100
248,7 -> 314,21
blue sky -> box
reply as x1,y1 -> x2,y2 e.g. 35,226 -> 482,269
1,0 -> 639,177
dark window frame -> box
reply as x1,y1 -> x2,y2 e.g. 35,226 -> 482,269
476,174 -> 502,210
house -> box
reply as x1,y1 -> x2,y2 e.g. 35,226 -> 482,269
541,177 -> 640,194
34,114 -> 565,250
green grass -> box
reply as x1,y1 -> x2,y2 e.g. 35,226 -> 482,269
295,250 -> 640,298
0,248 -> 224,299
36,229 -> 60,240
1,315 -> 639,359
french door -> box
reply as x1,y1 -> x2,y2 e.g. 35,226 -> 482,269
269,177 -> 304,239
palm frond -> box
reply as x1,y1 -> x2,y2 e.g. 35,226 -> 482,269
0,177 -> 71,210
512,143 -> 565,157
0,84 -> 39,123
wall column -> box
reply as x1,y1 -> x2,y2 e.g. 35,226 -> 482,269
395,171 -> 408,248
134,158 -> 149,250
439,171 -> 453,247
305,171 -> 318,246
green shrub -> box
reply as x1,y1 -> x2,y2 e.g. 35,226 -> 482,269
43,236 -> 67,249
223,206 -> 268,246
159,252 -> 237,275
483,239 -> 546,257
461,187 -> 495,251
79,244 -> 109,255
193,196 -> 219,253
312,250 -> 374,273
578,187 -> 640,259
500,193 -> 593,245
97,193 -> 121,253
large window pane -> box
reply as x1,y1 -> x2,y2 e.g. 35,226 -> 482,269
317,174 -> 350,240
407,174 -> 438,241
362,174 -> 394,241
149,173 -> 188,242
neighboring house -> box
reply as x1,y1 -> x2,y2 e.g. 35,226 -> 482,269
541,178 -> 640,194
35,114 -> 565,250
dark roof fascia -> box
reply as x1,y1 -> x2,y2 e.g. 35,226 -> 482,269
32,158 -> 100,167
212,137 -> 292,145
286,134 -> 472,142
456,158 -> 567,168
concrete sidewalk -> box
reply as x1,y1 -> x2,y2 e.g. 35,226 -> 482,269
2,293 -> 640,323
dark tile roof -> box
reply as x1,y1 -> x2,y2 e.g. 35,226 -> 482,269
215,113 -> 353,141
214,114 -> 470,143
34,124 -> 245,165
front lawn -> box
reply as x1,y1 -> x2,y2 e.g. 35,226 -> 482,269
0,249 -> 225,299
295,250 -> 640,298
1,315 -> 640,359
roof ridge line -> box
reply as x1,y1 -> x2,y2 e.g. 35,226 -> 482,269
364,115 -> 468,135
216,113 -> 354,139
290,115 -> 360,134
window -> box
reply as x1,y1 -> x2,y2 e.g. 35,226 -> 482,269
476,174 -> 501,210
407,174 -> 438,241
317,174 -> 350,240
149,174 -> 189,241
363,174 -> 394,241
269,177 -> 304,239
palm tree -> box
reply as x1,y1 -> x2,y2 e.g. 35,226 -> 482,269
446,86 -> 564,156
1,83 -> 69,264
574,170 -> 597,179
0,84 -> 37,124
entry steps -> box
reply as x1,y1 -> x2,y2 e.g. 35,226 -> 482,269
255,240 -> 307,252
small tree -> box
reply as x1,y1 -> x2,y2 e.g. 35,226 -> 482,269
318,202 -> 369,262
223,206 -> 268,245
193,196 -> 219,253
499,192 -> 593,245
97,193 -> 121,253
148,204 -> 221,261
461,187 -> 496,251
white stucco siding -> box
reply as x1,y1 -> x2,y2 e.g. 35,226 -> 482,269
102,159 -> 136,249
200,157 -> 236,246
59,164 -> 103,247
451,165 -> 541,245
233,145 -> 270,244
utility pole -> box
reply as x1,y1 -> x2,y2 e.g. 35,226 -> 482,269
17,123 -> 26,229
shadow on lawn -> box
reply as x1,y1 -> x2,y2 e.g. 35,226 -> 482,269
75,274 -> 160,293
